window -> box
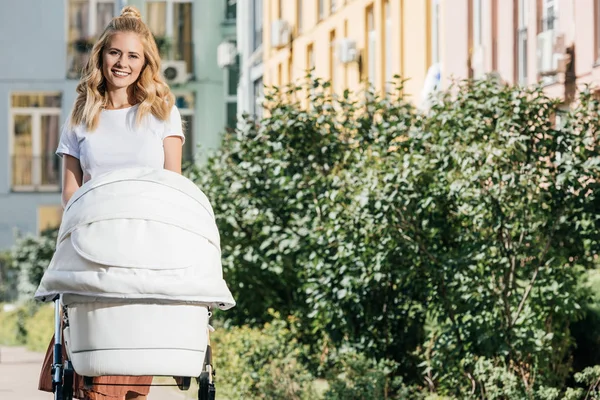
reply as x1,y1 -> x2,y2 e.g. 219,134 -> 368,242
174,93 -> 195,162
331,0 -> 337,13
541,0 -> 556,31
385,0 -> 393,93
366,5 -> 376,88
517,0 -> 528,84
10,93 -> 62,191
318,0 -> 325,21
146,0 -> 194,73
226,0 -> 237,20
226,51 -> 240,130
472,0 -> 482,48
253,0 -> 263,50
297,0 -> 303,33
329,30 -> 336,91
253,78 -> 264,118
67,0 -> 116,78
430,0 -> 440,65
307,43 -> 315,71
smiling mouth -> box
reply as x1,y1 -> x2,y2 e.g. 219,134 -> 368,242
112,69 -> 131,77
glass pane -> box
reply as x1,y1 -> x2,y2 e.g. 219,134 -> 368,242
12,93 -> 61,108
226,0 -> 237,19
12,115 -> 33,186
254,0 -> 263,50
147,1 -> 167,37
173,2 -> 193,73
181,115 -> 194,162
41,115 -> 61,186
226,102 -> 237,130
228,58 -> 240,96
96,2 -> 115,36
68,0 -> 89,41
68,0 -> 91,78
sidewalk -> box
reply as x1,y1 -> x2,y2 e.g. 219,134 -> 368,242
0,346 -> 197,399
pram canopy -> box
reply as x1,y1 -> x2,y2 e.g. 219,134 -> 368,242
34,167 -> 235,310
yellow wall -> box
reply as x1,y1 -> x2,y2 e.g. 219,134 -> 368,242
263,0 -> 432,101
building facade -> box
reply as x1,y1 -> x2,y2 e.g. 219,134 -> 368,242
236,0 -> 264,117
257,0 -> 438,103
440,0 -> 600,103
0,0 -> 236,250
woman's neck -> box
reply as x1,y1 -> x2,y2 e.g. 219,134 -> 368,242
105,87 -> 136,110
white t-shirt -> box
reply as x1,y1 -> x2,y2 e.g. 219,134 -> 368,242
56,104 -> 185,183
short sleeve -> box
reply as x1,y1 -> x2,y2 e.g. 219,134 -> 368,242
163,105 -> 185,145
56,121 -> 80,159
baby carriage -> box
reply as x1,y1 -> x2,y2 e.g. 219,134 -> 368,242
34,168 -> 236,400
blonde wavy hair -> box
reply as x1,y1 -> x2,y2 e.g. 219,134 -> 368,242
70,6 -> 175,131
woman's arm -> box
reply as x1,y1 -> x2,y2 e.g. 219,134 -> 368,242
61,154 -> 83,209
164,136 -> 183,174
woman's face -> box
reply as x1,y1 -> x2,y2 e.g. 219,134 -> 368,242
102,31 -> 146,91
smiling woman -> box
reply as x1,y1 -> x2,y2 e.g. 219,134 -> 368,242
37,5 -> 185,400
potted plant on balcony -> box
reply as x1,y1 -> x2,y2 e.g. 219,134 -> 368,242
73,37 -> 95,54
153,35 -> 172,58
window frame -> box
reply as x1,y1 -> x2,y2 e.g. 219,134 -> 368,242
9,92 -> 62,192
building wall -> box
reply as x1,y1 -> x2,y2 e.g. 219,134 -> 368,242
0,0 -> 233,250
262,0 -> 433,101
442,0 -> 600,102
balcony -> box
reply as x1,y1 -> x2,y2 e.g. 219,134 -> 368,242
12,154 -> 60,192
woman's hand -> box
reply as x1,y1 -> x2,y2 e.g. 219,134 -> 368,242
163,136 -> 183,174
61,154 -> 83,209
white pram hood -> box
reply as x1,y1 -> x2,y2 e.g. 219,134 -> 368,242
34,167 -> 235,310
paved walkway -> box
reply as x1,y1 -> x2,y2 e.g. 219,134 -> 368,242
0,346 -> 198,399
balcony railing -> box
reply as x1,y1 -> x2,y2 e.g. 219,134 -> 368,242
12,154 -> 60,191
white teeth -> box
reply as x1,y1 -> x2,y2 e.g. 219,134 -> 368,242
113,70 -> 129,77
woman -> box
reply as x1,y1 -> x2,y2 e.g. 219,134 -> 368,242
38,6 -> 185,400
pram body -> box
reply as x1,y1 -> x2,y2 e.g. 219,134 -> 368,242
35,167 -> 236,399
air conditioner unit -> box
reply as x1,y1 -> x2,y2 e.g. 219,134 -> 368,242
537,30 -> 567,76
470,45 -> 485,78
271,19 -> 291,48
338,38 -> 358,64
162,60 -> 190,85
217,41 -> 237,68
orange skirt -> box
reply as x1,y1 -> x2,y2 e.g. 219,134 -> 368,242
38,336 -> 152,399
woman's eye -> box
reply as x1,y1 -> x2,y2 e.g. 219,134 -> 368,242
129,55 -> 138,59
109,50 -> 119,55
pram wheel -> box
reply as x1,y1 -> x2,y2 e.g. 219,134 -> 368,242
198,344 -> 215,400
62,360 -> 74,400
175,376 -> 191,390
198,372 -> 215,400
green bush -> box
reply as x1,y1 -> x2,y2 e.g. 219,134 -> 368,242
323,350 -> 423,400
191,74 -> 600,396
0,305 -> 22,346
211,311 -> 318,400
24,303 -> 54,352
